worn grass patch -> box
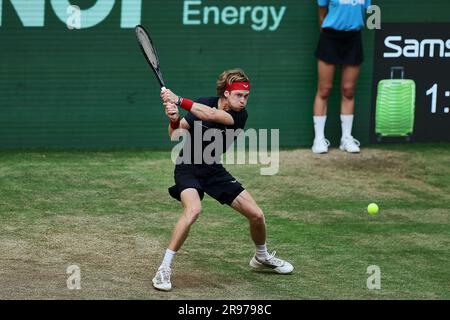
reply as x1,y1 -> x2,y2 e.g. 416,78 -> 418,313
0,145 -> 449,299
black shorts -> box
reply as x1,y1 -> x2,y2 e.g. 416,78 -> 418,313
168,164 -> 245,206
315,28 -> 364,65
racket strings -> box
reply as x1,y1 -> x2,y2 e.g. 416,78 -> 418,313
135,25 -> 165,87
137,30 -> 159,69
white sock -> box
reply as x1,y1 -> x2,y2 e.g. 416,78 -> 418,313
340,114 -> 354,140
160,249 -> 176,269
313,116 -> 327,140
256,244 -> 269,260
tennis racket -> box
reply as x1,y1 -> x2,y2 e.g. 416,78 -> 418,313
135,24 -> 178,115
135,24 -> 166,92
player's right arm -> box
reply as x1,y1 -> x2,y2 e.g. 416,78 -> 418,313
161,89 -> 234,126
189,103 -> 234,125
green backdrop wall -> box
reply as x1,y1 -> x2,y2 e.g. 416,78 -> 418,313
1,0 -> 449,149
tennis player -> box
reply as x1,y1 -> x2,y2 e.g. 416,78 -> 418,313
152,69 -> 293,291
312,0 -> 371,154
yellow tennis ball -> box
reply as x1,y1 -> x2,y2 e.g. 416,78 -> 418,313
367,203 -> 379,215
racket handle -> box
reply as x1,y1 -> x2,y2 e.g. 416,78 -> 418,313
162,86 -> 176,115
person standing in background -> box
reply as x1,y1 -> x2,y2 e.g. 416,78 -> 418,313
312,0 -> 371,154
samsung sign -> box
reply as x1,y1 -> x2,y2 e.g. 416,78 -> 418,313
373,23 -> 450,143
384,36 -> 450,58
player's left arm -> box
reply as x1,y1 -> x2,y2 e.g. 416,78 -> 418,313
161,89 -> 234,126
164,101 -> 190,138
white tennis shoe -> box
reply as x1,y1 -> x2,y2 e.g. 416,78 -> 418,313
152,266 -> 172,291
340,137 -> 361,153
312,137 -> 330,154
250,251 -> 294,274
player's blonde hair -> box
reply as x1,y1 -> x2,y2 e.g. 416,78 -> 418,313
216,69 -> 250,97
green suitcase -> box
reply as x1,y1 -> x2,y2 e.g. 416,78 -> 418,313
375,67 -> 416,142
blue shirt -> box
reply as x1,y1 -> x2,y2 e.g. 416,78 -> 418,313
318,0 -> 371,31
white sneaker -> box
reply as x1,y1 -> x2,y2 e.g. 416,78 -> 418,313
152,266 -> 172,291
250,251 -> 294,274
340,137 -> 361,153
311,138 -> 330,154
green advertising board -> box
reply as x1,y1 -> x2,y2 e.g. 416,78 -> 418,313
0,1 -> 449,149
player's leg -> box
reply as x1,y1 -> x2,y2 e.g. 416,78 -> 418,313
153,188 -> 202,291
168,188 -> 202,252
230,189 -> 266,245
312,59 -> 335,154
230,190 -> 294,274
339,64 -> 361,153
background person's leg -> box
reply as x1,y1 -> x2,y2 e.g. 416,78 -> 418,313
340,64 -> 361,153
314,59 -> 336,117
312,60 -> 336,153
340,64 -> 361,116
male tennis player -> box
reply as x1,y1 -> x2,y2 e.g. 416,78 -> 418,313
152,69 -> 293,291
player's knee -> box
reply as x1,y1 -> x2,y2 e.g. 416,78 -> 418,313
250,208 -> 265,224
341,85 -> 355,100
184,206 -> 201,224
317,86 -> 333,100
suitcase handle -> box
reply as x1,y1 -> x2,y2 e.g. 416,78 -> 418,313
391,66 -> 405,79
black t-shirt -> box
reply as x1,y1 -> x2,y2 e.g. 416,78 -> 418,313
178,97 -> 248,165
